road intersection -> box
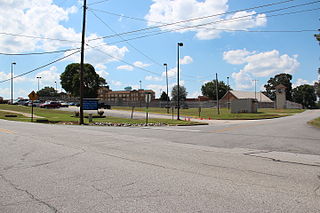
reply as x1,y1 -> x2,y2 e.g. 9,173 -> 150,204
0,110 -> 319,212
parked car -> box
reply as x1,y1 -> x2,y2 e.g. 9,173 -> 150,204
40,101 -> 61,108
59,102 -> 69,107
98,102 -> 111,109
28,100 -> 42,107
12,99 -> 28,105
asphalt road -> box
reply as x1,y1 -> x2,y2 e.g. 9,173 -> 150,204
0,110 -> 319,212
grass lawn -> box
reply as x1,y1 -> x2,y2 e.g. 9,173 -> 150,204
308,117 -> 320,128
0,104 -> 203,126
113,106 -> 305,120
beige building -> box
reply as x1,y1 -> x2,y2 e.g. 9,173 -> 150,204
98,87 -> 155,104
220,91 -> 273,103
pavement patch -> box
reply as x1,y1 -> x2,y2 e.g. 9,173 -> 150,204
246,151 -> 320,167
0,128 -> 15,134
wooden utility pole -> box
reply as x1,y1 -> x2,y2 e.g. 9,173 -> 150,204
79,0 -> 87,125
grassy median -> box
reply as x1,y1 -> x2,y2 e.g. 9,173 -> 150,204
0,104 -> 204,126
113,106 -> 305,120
308,117 -> 320,128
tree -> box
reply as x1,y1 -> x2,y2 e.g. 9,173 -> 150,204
201,80 -> 231,100
292,84 -> 317,109
314,81 -> 320,99
60,63 -> 106,98
264,73 -> 293,101
171,85 -> 187,102
159,91 -> 169,101
37,87 -> 58,98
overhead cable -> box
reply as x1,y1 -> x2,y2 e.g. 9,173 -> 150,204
0,50 -> 80,84
0,47 -> 80,56
88,0 -> 302,41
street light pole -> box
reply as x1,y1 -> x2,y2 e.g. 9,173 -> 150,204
55,81 -> 57,92
177,42 -> 183,120
36,77 -> 42,91
164,63 -> 169,113
10,62 -> 16,104
227,76 -> 230,109
253,80 -> 258,100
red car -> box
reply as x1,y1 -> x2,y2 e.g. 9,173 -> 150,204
40,101 -> 61,108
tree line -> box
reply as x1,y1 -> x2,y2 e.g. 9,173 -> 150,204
37,63 -> 319,109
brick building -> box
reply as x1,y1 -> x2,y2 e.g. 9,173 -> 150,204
98,87 -> 155,105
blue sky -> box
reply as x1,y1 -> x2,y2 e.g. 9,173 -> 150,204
0,0 -> 319,99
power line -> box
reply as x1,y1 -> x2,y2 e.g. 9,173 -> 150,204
87,0 -> 110,6
0,32 -> 80,43
0,50 -> 80,84
88,0 -> 304,42
87,6 -> 320,48
89,9 -> 164,67
0,47 -> 80,56
89,6 -> 319,33
87,44 -> 162,76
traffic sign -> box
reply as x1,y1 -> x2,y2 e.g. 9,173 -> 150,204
28,91 -> 39,101
145,93 -> 152,103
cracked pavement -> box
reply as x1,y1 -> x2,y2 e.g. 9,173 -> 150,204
0,110 -> 319,212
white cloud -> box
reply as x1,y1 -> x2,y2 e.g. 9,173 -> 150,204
36,66 -> 60,83
145,75 -> 163,81
0,0 -> 79,52
223,49 -> 253,65
225,49 -> 300,89
188,91 -> 201,98
292,78 -> 316,88
65,34 -> 129,66
145,0 -> 267,40
134,61 -> 151,68
180,56 -> 193,65
162,67 -> 177,78
231,69 -> 254,89
117,65 -> 134,71
0,1 -> 129,69
0,72 -> 10,81
111,80 -> 123,86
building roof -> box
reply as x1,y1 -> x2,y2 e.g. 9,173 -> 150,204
275,84 -> 287,89
228,90 -> 273,102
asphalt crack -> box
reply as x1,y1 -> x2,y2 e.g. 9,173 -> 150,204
0,173 -> 58,212
244,153 -> 320,168
315,175 -> 320,197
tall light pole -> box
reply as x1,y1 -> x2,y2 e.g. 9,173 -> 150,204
36,76 -> 42,91
253,80 -> 258,100
164,63 -> 169,113
215,73 -> 220,115
177,42 -> 183,120
10,62 -> 16,104
139,80 -> 142,90
55,81 -> 57,92
227,76 -> 230,109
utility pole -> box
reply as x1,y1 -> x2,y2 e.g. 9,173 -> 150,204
79,0 -> 87,125
215,73 -> 220,115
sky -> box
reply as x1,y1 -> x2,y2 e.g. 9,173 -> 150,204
0,0 -> 319,99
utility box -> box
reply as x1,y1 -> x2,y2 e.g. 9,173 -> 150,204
231,98 -> 257,113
